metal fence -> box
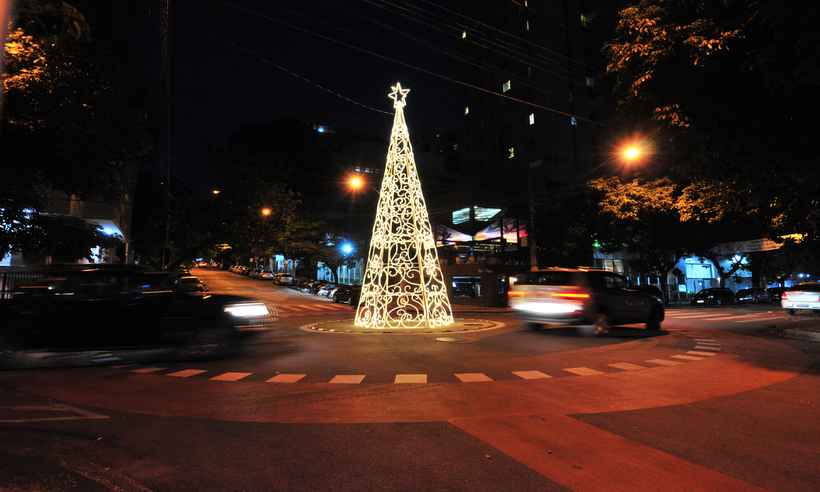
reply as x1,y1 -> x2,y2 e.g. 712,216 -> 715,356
0,270 -> 45,300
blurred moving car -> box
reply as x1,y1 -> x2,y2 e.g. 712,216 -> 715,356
177,275 -> 208,293
634,285 -> 664,303
508,268 -> 664,335
274,273 -> 295,286
691,287 -> 735,305
735,287 -> 768,304
2,265 -> 271,349
306,281 -> 327,294
767,287 -> 785,302
781,282 -> 820,314
332,285 -> 361,305
317,283 -> 337,297
259,271 -> 274,280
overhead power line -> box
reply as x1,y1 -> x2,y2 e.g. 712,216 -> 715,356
224,2 -> 601,126
360,0 -> 582,83
229,43 -> 393,116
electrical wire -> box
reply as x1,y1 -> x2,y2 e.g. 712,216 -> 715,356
360,0 -> 583,83
224,2 -> 601,125
228,43 -> 393,116
414,0 -> 588,68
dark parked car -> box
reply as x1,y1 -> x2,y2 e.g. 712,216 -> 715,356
767,287 -> 785,302
177,275 -> 208,293
1,265 -> 271,350
508,268 -> 664,335
691,287 -> 735,305
735,287 -> 768,304
332,285 -> 361,305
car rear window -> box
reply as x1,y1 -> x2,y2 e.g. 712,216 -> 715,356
515,271 -> 576,286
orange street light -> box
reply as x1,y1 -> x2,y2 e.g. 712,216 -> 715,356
622,145 -> 642,162
211,189 -> 221,195
260,207 -> 272,217
347,174 -> 365,191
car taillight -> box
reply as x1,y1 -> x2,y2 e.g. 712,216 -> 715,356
781,291 -> 789,300
508,290 -> 525,297
552,291 -> 590,299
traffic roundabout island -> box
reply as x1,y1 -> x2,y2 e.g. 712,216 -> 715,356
299,317 -> 505,335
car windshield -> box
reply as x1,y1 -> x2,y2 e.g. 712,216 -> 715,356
791,283 -> 820,292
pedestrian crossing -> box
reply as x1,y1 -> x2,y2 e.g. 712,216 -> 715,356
665,309 -> 786,324
272,302 -> 353,317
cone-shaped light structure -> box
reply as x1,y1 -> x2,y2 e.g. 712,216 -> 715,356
354,83 -> 454,329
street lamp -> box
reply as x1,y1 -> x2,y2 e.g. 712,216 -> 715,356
347,174 -> 365,192
211,189 -> 221,196
260,207 -> 272,217
339,241 -> 355,255
617,138 -> 651,165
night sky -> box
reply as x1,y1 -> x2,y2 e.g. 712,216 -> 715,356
172,0 -> 471,185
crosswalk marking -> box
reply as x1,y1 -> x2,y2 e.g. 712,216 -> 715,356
131,367 -> 166,374
329,374 -> 365,384
563,367 -> 604,376
266,373 -> 306,383
694,345 -> 721,351
167,369 -> 207,378
394,374 -> 427,384
608,362 -> 645,371
512,370 -> 551,380
646,359 -> 682,366
210,372 -> 252,382
687,351 -> 717,357
454,372 -> 494,383
672,354 -> 703,361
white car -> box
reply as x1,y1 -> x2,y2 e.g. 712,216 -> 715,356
782,282 -> 820,314
259,271 -> 274,280
274,273 -> 295,285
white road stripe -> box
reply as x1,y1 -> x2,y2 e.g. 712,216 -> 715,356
131,367 -> 166,374
512,370 -> 552,380
167,369 -> 207,378
329,374 -> 365,384
267,373 -> 306,383
735,315 -> 785,323
646,359 -> 682,366
608,362 -> 646,371
454,372 -> 494,382
394,374 -> 427,384
672,354 -> 703,361
563,367 -> 605,376
687,351 -> 717,357
210,372 -> 252,382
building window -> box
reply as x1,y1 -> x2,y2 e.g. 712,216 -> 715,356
461,30 -> 467,39
507,146 -> 516,159
580,13 -> 590,28
569,116 -> 578,127
502,80 -> 511,93
525,19 -> 530,31
528,113 -> 535,125
464,106 -> 470,115
585,76 -> 595,88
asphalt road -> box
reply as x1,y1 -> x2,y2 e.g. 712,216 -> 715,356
1,269 -> 818,491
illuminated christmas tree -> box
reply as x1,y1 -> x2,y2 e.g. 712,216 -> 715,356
355,83 -> 454,329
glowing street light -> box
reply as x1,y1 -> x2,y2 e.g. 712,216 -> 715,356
260,207 -> 272,217
347,174 -> 365,192
211,189 -> 221,196
339,241 -> 355,255
618,138 -> 650,165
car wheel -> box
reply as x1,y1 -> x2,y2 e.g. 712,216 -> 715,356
526,322 -> 541,330
646,307 -> 662,330
593,312 -> 610,336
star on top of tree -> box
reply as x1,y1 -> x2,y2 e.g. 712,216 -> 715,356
388,82 -> 410,108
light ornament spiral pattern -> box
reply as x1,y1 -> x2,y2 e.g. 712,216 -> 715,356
354,83 -> 454,329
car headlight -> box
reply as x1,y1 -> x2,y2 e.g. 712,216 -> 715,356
224,302 -> 269,318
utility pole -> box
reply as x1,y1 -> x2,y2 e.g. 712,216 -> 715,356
160,0 -> 172,270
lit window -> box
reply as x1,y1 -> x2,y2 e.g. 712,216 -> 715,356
525,19 -> 530,31
502,80 -> 511,93
585,76 -> 595,87
528,113 -> 535,125
507,146 -> 516,159
580,13 -> 590,28
524,0 -> 528,6
464,106 -> 470,115
462,30 -> 467,39
569,116 -> 578,127
452,207 -> 470,224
